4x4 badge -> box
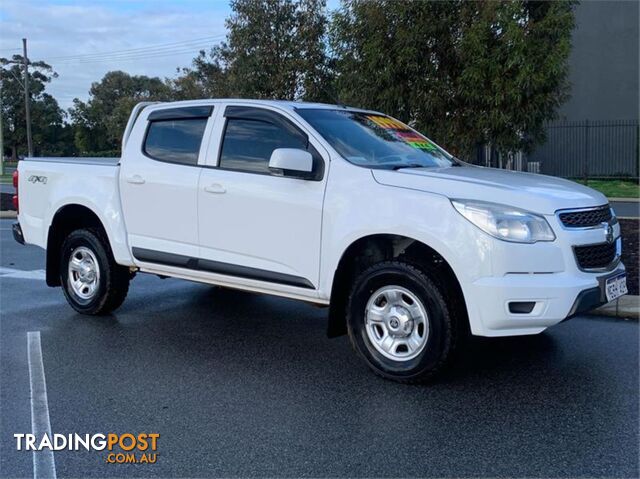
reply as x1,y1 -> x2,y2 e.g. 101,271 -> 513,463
27,175 -> 47,184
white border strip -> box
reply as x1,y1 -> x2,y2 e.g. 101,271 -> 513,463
27,331 -> 57,479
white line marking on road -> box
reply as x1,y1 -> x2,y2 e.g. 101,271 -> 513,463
27,331 -> 57,479
0,267 -> 45,280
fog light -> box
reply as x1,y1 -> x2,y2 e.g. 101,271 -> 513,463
508,301 -> 536,314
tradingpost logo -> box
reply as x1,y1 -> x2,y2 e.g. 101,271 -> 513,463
15,433 -> 160,464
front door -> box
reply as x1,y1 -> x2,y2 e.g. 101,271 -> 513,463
197,106 -> 327,289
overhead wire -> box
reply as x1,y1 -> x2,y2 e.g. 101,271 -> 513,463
5,35 -> 226,103
46,35 -> 225,61
52,46 -> 216,65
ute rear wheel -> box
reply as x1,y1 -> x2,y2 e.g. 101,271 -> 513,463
347,261 -> 457,383
60,228 -> 130,315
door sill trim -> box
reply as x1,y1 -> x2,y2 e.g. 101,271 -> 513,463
132,247 -> 315,290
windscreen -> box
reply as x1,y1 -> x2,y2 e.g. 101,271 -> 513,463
297,109 -> 456,169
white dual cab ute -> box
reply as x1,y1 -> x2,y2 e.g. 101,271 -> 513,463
13,99 -> 627,382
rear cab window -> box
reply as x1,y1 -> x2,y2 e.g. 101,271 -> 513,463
143,106 -> 213,166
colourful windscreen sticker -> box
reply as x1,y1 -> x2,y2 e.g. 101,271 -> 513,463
367,115 -> 408,130
366,115 -> 437,151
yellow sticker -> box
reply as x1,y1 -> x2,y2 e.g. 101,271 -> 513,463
366,115 -> 408,130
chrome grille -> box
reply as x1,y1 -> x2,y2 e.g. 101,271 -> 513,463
559,206 -> 612,228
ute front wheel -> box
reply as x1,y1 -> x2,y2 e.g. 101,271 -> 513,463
346,261 -> 457,383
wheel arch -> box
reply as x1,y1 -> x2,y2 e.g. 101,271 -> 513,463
45,204 -> 108,287
327,234 -> 469,338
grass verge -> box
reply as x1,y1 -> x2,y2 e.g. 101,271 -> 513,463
574,179 -> 639,199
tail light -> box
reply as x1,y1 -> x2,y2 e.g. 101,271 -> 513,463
12,170 -> 18,213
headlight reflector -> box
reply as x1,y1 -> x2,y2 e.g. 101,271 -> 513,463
452,200 -> 555,243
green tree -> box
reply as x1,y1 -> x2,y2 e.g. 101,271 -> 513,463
168,52 -> 231,100
330,0 -> 575,157
0,55 -> 66,159
70,71 -> 172,155
175,0 -> 331,101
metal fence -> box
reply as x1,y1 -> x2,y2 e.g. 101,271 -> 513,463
527,119 -> 639,179
471,145 -> 525,171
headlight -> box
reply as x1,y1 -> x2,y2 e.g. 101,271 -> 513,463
451,200 -> 556,243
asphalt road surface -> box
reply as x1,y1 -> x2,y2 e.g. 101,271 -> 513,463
612,201 -> 640,218
1,219 -> 638,478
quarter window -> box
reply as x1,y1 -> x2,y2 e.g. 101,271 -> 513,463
144,118 -> 208,165
219,118 -> 308,174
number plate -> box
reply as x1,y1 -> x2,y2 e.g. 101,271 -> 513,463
605,273 -> 628,302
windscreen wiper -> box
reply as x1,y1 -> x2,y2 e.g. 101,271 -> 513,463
390,164 -> 426,170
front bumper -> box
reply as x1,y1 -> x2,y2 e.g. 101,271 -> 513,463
460,204 -> 628,337
466,265 -> 625,337
565,286 -> 603,318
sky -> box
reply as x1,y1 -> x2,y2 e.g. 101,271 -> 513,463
0,0 -> 240,111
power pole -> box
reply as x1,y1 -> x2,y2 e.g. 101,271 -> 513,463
22,38 -> 33,158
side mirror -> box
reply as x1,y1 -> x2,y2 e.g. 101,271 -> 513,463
268,148 -> 313,179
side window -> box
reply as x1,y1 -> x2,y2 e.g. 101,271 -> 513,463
144,118 -> 208,166
219,118 -> 308,174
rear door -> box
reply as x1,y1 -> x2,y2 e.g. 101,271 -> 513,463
197,105 -> 328,289
119,105 -> 213,260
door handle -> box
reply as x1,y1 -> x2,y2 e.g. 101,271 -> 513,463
126,175 -> 145,185
204,183 -> 226,194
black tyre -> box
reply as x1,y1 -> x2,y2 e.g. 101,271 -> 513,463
60,228 -> 130,315
346,261 -> 458,383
